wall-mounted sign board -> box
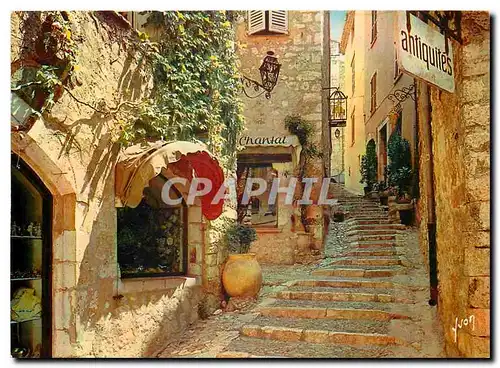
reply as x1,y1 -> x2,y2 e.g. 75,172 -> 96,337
396,12 -> 455,93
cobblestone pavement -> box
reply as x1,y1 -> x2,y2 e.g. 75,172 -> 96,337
157,189 -> 445,358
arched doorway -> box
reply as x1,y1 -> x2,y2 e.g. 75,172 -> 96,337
11,153 -> 52,358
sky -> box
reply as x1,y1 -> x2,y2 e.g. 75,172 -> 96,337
330,11 -> 347,42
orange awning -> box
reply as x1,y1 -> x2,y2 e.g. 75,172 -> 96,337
115,141 -> 225,220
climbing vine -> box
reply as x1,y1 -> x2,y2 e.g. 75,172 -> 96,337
119,11 -> 245,168
11,11 -> 79,126
11,11 -> 245,172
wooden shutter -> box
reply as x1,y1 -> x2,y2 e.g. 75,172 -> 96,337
268,11 -> 288,34
248,10 -> 266,35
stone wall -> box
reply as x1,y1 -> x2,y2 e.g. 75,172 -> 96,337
416,11 -> 490,358
11,11 -> 233,357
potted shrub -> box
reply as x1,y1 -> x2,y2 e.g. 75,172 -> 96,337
387,132 -> 413,204
360,140 -> 378,196
222,223 -> 262,298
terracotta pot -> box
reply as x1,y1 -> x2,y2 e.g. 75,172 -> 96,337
222,253 -> 262,298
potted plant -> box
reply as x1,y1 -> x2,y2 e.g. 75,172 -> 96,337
222,223 -> 262,298
387,132 -> 413,204
360,140 -> 378,196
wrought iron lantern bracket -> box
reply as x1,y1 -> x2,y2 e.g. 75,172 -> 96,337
387,83 -> 416,116
240,51 -> 281,99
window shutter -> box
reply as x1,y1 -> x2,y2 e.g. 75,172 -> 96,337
248,10 -> 266,35
268,11 -> 288,34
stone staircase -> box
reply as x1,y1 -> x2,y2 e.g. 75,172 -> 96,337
216,184 -> 445,358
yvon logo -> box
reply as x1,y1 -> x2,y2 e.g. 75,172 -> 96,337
451,315 -> 475,343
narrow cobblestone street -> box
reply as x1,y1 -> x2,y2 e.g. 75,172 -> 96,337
157,185 -> 446,358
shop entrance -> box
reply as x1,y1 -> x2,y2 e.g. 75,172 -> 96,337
11,153 -> 52,358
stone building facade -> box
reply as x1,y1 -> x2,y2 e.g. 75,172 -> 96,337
339,11 -> 366,194
11,11 -> 235,357
340,11 -> 417,194
415,11 -> 490,358
329,39 -> 345,182
234,11 -> 330,264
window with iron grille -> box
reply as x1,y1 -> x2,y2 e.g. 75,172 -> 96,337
371,11 -> 377,44
370,72 -> 377,114
248,11 -> 288,35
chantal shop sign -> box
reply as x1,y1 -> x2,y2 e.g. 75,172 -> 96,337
397,12 -> 455,93
239,135 -> 299,146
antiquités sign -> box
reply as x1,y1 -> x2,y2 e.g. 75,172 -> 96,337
397,12 -> 455,93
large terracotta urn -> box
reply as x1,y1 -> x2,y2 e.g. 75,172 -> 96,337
222,253 -> 262,298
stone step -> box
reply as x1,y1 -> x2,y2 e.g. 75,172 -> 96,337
348,224 -> 406,231
291,279 -> 398,289
311,268 -> 403,278
328,257 -> 402,267
341,249 -> 399,257
271,290 -> 413,303
351,241 -> 397,248
317,264 -> 402,270
348,234 -> 396,242
257,306 -> 411,321
271,299 -> 416,311
348,211 -> 386,215
346,229 -> 400,236
347,219 -> 393,225
221,336 -> 388,358
240,325 -> 408,347
216,351 -> 284,358
348,216 -> 389,221
343,206 -> 382,211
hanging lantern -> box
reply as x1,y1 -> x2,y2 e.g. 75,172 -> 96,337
328,87 -> 347,127
241,51 -> 281,99
259,51 -> 281,93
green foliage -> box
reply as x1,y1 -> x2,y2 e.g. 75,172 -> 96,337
121,11 -> 244,166
284,114 -> 320,158
11,11 -> 78,116
387,131 -> 412,196
360,139 -> 378,190
225,223 -> 257,254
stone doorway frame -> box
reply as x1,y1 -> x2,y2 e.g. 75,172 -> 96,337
12,124 -> 77,358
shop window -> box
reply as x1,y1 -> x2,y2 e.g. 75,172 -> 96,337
237,163 -> 279,228
117,179 -> 187,277
248,11 -> 288,35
